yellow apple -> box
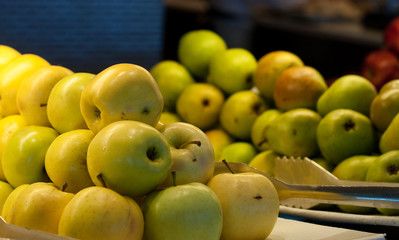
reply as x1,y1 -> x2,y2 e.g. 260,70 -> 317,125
16,65 -> 73,126
45,129 -> 95,194
0,180 -> 13,214
0,115 -> 27,181
249,150 -> 281,176
80,63 -> 163,134
1,184 -> 29,220
0,54 -> 50,116
47,72 -> 94,133
0,45 -> 20,70
205,128 -> 234,160
58,186 -> 144,240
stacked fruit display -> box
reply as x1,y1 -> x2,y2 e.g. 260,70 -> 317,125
0,44 -> 279,240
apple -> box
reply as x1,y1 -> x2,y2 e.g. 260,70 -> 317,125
217,141 -> 257,164
208,48 -> 257,95
159,111 -> 182,125
157,122 -> 215,187
251,108 -> 282,151
220,90 -> 268,140
380,112 -> 399,153
176,83 -> 225,130
274,65 -> 327,111
47,72 -> 94,133
380,79 -> 399,93
150,60 -> 195,112
384,16 -> 399,55
0,180 -> 13,214
0,54 -> 50,116
249,150 -> 281,176
0,115 -> 27,181
2,125 -> 59,187
1,184 -> 28,221
370,88 -> 399,133
58,186 -> 144,240
361,49 -> 399,89
207,171 -> 279,240
317,109 -> 377,165
80,63 -> 163,134
87,120 -> 172,198
205,128 -> 234,160
254,50 -> 304,102
142,182 -> 223,240
316,74 -> 377,117
178,29 -> 227,80
45,129 -> 95,194
266,108 -> 322,158
16,65 -> 73,127
2,182 -> 74,234
0,45 -> 20,70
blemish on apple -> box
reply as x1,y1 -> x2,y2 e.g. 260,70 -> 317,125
387,164 -> 399,175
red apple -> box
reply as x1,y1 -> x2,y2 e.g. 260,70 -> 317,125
384,17 -> 399,55
361,49 -> 399,89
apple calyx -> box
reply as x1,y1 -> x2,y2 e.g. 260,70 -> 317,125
344,119 -> 355,132
252,102 -> 263,115
146,146 -> 159,161
387,164 -> 399,176
179,140 -> 201,149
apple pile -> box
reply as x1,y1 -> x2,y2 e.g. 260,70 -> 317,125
150,29 -> 399,216
0,44 -> 280,239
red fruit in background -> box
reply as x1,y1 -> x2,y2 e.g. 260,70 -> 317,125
361,49 -> 399,89
384,17 -> 399,55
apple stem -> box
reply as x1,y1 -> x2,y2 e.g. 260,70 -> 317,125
222,159 -> 235,174
172,171 -> 177,186
61,183 -> 68,192
180,140 -> 201,149
97,173 -> 107,188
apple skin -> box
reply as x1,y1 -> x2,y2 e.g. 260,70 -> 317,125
157,122 -> 215,187
80,63 -> 164,134
380,79 -> 399,93
150,60 -> 195,112
0,115 -> 27,181
45,129 -> 95,194
361,49 -> 399,90
207,172 -> 279,240
370,88 -> 399,133
176,83 -> 225,131
384,16 -> 399,55
47,72 -> 94,133
251,109 -> 282,151
208,48 -> 257,95
317,109 -> 377,165
0,180 -> 13,214
142,182 -> 223,240
379,112 -> 399,153
87,120 -> 172,198
217,141 -> 257,164
220,90 -> 268,141
0,45 -> 20,70
2,182 -> 74,234
1,184 -> 28,221
2,125 -> 59,187
205,128 -> 234,160
16,65 -> 74,127
59,186 -> 144,240
0,54 -> 50,116
249,150 -> 281,176
178,29 -> 227,80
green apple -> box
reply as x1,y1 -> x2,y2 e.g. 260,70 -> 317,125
249,150 -> 281,176
0,115 -> 27,181
59,186 -> 144,240
150,60 -> 195,112
379,113 -> 399,153
157,122 -> 215,187
251,109 -> 282,151
1,184 -> 28,220
207,172 -> 279,240
313,157 -> 335,172
0,45 -> 20,70
317,109 -> 377,165
366,150 -> 399,215
2,125 -> 59,187
370,88 -> 399,133
45,129 -> 95,194
178,29 -> 227,80
379,79 -> 399,93
142,182 -> 223,240
254,50 -> 304,102
266,108 -> 322,158
3,182 -> 74,234
47,72 -> 94,133
0,180 -> 13,214
316,74 -> 377,116
332,155 -> 378,214
16,65 -> 73,127
208,48 -> 257,95
220,90 -> 268,140
205,128 -> 234,160
273,65 -> 327,111
217,141 -> 257,164
176,83 -> 224,130
80,63 -> 163,134
159,111 -> 182,125
87,120 -> 172,198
